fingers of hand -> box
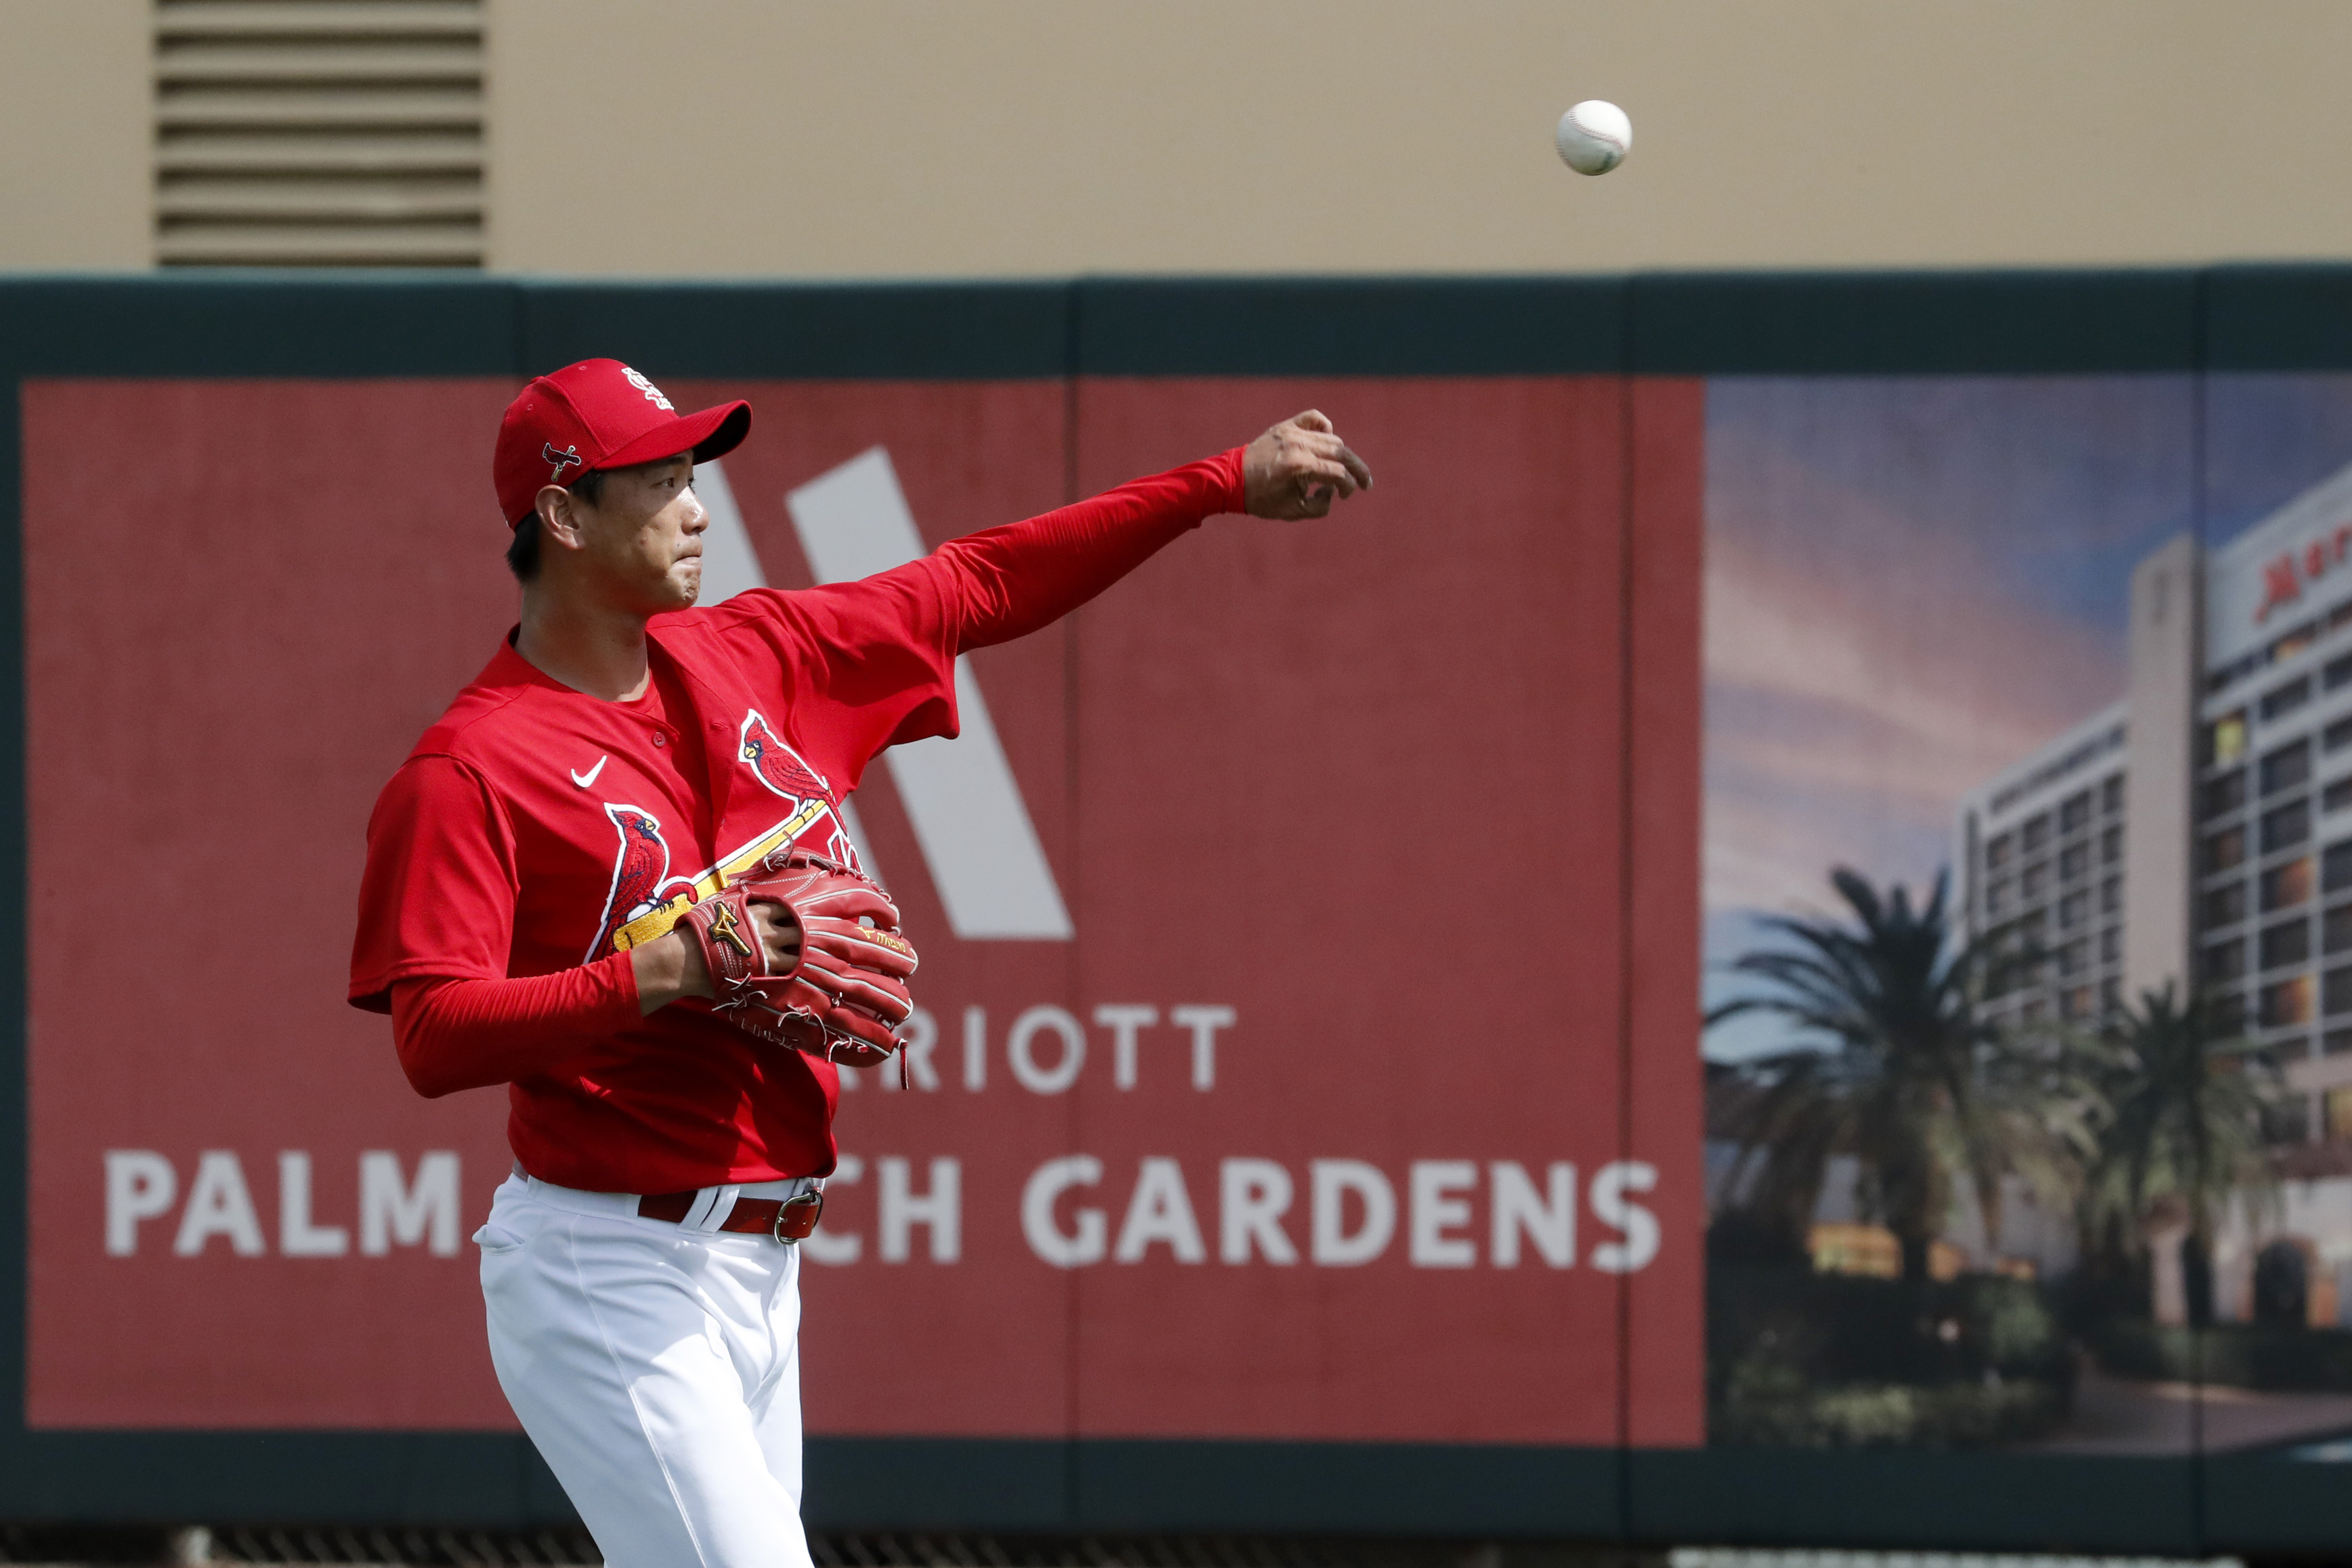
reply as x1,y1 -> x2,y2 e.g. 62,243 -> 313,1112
748,902 -> 803,970
1293,454 -> 1361,498
1289,409 -> 1333,434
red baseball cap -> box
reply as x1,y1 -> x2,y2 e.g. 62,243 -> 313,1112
493,358 -> 751,527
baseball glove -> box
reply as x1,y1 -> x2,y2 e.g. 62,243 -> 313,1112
674,852 -> 919,1069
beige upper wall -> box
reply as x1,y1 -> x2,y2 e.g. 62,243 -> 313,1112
0,0 -> 150,271
484,0 -> 2352,276
10,0 -> 2352,276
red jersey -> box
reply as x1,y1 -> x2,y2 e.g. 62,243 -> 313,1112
350,450 -> 1244,1193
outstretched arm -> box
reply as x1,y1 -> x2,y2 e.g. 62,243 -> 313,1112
938,410 -> 1372,652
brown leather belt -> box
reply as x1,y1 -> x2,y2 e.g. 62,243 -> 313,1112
637,1187 -> 824,1242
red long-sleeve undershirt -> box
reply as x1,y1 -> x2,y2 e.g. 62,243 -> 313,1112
392,959 -> 640,1098
385,450 -> 1243,1098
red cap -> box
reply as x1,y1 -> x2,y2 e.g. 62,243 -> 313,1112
493,358 -> 751,527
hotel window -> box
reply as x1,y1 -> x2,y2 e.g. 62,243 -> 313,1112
2100,926 -> 2121,963
2330,1087 -> 2352,1143
2331,966 -> 2352,1017
2266,1094 -> 2313,1146
2204,938 -> 2247,983
2205,882 -> 2247,926
2204,769 -> 2247,819
2264,974 -> 2316,1027
2329,1026 -> 2352,1056
2101,824 -> 2123,863
2328,842 -> 2352,893
2060,791 -> 2092,834
2059,889 -> 2088,928
1987,832 -> 2013,869
2206,826 -> 2248,874
2332,650 -> 2352,690
2264,675 -> 2314,720
2330,777 -> 2352,815
2263,856 -> 2315,910
2328,715 -> 2352,754
2212,710 -> 2249,766
2061,985 -> 2093,1020
2102,775 -> 2124,814
1986,878 -> 2011,916
2058,938 -> 2088,976
2023,862 -> 2050,898
2264,739 -> 2314,796
2022,813 -> 2052,852
2328,904 -> 2352,954
2264,798 -> 2312,853
2060,842 -> 2090,880
2263,919 -> 2312,970
2215,991 -> 2248,1032
2101,976 -> 2121,1013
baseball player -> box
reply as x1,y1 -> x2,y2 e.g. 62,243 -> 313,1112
347,358 -> 1370,1568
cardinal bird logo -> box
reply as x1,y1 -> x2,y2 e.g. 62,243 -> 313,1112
738,711 -> 833,803
586,803 -> 688,960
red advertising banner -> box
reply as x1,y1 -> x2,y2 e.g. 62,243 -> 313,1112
20,373 -> 1701,1443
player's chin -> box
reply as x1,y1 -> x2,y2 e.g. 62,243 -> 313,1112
664,561 -> 703,609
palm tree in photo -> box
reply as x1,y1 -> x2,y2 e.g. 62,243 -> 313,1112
2079,982 -> 2279,1309
1709,867 -> 2102,1284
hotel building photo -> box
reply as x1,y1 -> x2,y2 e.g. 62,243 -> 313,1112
1958,459 -> 2352,1315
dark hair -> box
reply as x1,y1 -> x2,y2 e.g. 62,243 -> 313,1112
505,514 -> 541,581
506,469 -> 609,582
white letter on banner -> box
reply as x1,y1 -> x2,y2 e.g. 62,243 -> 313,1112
879,1157 -> 961,1263
1491,1161 -> 1576,1268
1113,1158 -> 1206,1264
1023,1155 -> 1105,1268
786,447 -> 1072,939
278,1152 -> 350,1257
801,1156 -> 863,1266
1219,1158 -> 1298,1265
174,1151 -> 266,1257
1590,1160 -> 1661,1272
964,1006 -> 987,1092
360,1151 -> 459,1256
1094,1005 -> 1158,1090
1170,1005 -> 1235,1090
105,1151 -> 176,1257
1007,1005 -> 1084,1094
1409,1161 -> 1478,1268
1310,1159 -> 1395,1266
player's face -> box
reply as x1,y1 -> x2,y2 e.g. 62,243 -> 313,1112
573,456 -> 707,613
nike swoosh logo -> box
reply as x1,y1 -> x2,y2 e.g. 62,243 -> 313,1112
571,756 -> 609,789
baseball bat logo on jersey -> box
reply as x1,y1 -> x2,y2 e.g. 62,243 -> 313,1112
586,803 -> 692,961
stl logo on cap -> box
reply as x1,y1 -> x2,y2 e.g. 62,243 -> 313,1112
621,367 -> 675,412
492,358 -> 750,527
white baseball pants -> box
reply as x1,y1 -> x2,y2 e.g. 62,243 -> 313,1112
475,1171 -> 819,1568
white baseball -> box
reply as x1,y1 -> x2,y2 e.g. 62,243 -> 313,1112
1555,100 -> 1631,176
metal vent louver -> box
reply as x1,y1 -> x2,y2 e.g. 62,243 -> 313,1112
155,0 -> 484,267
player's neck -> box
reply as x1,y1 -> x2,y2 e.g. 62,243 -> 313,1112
514,584 -> 654,702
